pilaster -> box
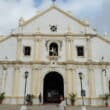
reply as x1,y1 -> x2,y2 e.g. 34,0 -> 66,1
71,39 -> 75,60
66,39 -> 70,60
34,37 -> 42,62
31,67 -> 41,97
16,37 -> 22,60
88,66 -> 96,105
72,68 -> 77,94
102,69 -> 108,94
86,37 -> 92,61
2,65 -> 7,92
66,66 -> 73,94
13,65 -> 20,96
66,36 -> 73,61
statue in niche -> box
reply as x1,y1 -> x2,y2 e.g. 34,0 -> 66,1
49,47 -> 57,56
49,43 -> 58,56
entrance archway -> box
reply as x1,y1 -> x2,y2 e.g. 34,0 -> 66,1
43,72 -> 64,103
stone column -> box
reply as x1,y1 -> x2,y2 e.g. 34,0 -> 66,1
66,36 -> 74,61
66,38 -> 72,61
34,37 -> 42,62
13,65 -> 20,96
67,67 -> 73,94
66,66 -> 75,105
31,67 -> 41,97
2,65 -> 7,92
64,67 -> 68,98
88,67 -> 96,105
71,39 -> 75,61
72,68 -> 77,93
67,67 -> 77,94
16,37 -> 22,60
86,37 -> 92,61
66,39 -> 69,61
102,69 -> 108,94
38,69 -> 42,96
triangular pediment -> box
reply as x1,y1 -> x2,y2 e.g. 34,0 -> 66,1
16,5 -> 92,34
21,5 -> 87,26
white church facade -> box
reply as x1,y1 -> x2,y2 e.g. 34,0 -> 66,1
0,4 -> 110,106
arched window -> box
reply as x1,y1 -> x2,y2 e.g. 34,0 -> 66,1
49,43 -> 58,56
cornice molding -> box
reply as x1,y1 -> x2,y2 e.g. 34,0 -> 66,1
58,61 -> 110,66
11,33 -> 96,39
0,35 -> 12,43
0,61 -> 49,65
10,33 -> 110,45
96,34 -> 110,44
0,61 -> 110,66
11,33 -> 110,45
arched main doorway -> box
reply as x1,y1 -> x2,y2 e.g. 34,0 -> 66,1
43,72 -> 64,103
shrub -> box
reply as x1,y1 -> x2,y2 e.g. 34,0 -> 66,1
0,92 -> 5,100
68,93 -> 77,105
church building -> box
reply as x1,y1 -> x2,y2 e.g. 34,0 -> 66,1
0,3 -> 110,106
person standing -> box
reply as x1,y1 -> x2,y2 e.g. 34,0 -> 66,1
39,93 -> 41,104
58,96 -> 66,110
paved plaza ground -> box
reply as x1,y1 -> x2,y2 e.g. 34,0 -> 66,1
0,104 -> 110,110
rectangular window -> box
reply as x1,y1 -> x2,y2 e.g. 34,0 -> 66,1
23,46 -> 31,56
76,46 -> 84,56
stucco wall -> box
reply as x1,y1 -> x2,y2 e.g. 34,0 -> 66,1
0,37 -> 17,60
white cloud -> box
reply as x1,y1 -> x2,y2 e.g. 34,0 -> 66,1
91,0 -> 110,35
0,0 -> 36,35
56,0 -> 110,35
54,0 -> 103,14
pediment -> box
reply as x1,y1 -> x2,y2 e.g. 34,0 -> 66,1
21,5 -> 87,27
16,5 -> 90,34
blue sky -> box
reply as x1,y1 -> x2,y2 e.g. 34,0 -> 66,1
0,0 -> 110,35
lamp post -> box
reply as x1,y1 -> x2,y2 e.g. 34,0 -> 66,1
102,69 -> 107,94
79,72 -> 85,106
24,71 -> 29,105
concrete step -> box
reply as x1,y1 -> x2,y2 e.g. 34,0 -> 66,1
0,105 -> 110,110
67,106 -> 110,110
0,104 -> 58,110
28,105 -> 58,110
0,105 -> 20,110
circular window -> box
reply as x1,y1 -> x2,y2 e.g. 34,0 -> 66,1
50,25 -> 57,32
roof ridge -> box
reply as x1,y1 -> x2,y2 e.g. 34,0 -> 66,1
97,34 -> 110,44
0,35 -> 12,43
20,5 -> 88,27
